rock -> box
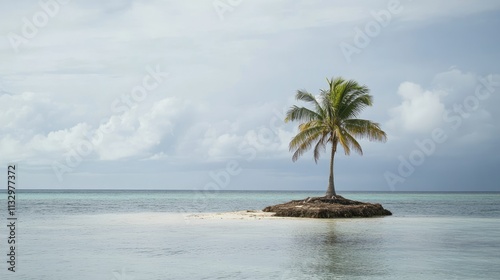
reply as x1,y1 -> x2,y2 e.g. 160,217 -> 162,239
262,195 -> 392,218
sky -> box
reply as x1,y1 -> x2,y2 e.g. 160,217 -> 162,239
1,0 -> 499,192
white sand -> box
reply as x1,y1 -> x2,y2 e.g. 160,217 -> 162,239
186,210 -> 293,220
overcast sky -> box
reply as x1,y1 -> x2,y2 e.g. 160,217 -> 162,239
1,0 -> 499,192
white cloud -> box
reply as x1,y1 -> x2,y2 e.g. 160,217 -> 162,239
0,91 -> 92,164
386,69 -> 500,159
388,68 -> 500,138
93,97 -> 185,160
0,92 -> 63,132
0,122 -> 92,165
144,151 -> 168,161
388,82 -> 446,134
0,93 -> 186,165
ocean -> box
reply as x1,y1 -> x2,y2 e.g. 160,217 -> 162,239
1,190 -> 499,279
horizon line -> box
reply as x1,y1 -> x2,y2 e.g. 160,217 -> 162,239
6,189 -> 500,193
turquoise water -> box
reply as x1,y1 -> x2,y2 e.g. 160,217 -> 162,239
1,191 -> 499,279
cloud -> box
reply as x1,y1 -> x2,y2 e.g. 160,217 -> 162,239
0,1 -> 499,190
0,91 -> 91,164
0,93 -> 187,165
0,91 -> 66,132
0,122 -> 92,165
93,97 -> 185,160
386,68 -> 500,162
388,68 -> 500,137
142,151 -> 168,161
175,110 -> 294,162
388,82 -> 446,134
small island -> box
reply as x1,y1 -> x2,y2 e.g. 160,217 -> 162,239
263,77 -> 392,218
263,195 -> 391,218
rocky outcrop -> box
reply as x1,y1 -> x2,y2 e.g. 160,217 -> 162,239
262,195 -> 392,218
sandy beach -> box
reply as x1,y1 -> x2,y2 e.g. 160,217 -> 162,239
186,210 -> 289,220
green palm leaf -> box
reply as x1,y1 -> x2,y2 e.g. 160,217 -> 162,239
285,77 -> 387,197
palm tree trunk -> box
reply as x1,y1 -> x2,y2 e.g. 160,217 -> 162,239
326,141 -> 337,197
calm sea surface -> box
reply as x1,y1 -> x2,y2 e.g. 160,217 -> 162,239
1,190 -> 499,279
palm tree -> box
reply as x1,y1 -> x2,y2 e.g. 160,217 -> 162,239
285,77 -> 387,197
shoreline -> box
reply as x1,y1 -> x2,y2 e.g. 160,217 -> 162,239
186,210 -> 291,220
186,210 -> 392,220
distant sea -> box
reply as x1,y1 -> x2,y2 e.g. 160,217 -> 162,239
1,190 -> 499,279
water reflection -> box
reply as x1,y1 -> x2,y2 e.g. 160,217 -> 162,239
282,220 -> 389,279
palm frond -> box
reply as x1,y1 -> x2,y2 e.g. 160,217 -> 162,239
344,119 -> 387,142
291,131 -> 323,162
296,90 -> 323,115
343,131 -> 363,155
338,94 -> 373,119
319,90 -> 334,122
285,76 -> 387,165
289,124 -> 325,151
335,127 -> 351,155
312,132 -> 329,163
285,105 -> 321,123
335,80 -> 370,119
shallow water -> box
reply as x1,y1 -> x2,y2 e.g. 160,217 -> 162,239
1,191 -> 499,279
